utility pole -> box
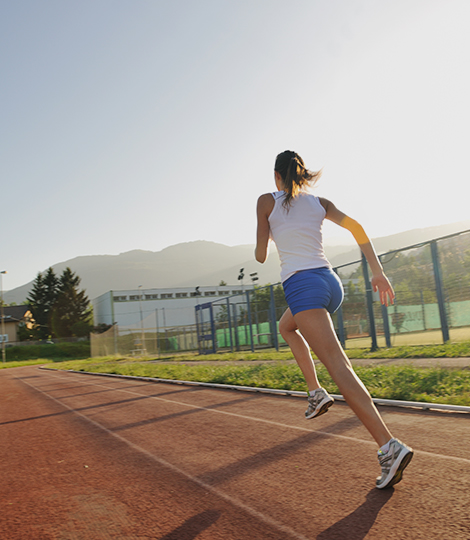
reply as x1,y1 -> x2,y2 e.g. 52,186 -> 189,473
1,271 -> 7,363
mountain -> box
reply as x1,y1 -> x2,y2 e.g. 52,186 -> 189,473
5,219 -> 470,305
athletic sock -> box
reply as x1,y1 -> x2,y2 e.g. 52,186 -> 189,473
309,388 -> 321,397
379,440 -> 392,454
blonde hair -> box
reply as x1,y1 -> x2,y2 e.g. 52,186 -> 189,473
274,150 -> 322,209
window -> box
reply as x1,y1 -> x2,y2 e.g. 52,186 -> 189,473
129,295 -> 142,301
145,294 -> 159,300
176,293 -> 188,298
113,296 -> 127,302
161,293 -> 173,299
204,291 -> 216,296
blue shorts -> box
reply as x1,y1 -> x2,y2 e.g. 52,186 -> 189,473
282,267 -> 344,316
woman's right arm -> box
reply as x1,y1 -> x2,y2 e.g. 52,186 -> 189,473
255,194 -> 274,263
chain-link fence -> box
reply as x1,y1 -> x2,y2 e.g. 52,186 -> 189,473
90,310 -> 198,357
90,229 -> 470,356
196,229 -> 470,353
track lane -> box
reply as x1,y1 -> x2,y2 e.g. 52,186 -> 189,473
2,367 -> 469,539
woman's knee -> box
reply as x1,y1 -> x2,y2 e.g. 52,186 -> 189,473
279,309 -> 297,340
279,318 -> 293,340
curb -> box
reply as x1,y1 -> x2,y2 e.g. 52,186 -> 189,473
39,367 -> 470,414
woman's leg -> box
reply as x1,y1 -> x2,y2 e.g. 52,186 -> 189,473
293,308 -> 392,448
279,308 -> 321,392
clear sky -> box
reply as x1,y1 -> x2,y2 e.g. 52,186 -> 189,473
2,0 -> 469,290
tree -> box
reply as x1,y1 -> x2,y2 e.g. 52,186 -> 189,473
93,322 -> 114,334
215,304 -> 228,324
27,267 -> 92,339
51,268 -> 92,337
27,268 -> 59,339
17,322 -> 34,341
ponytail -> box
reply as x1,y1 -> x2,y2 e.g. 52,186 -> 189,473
274,150 -> 322,210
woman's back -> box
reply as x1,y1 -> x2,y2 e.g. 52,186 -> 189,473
268,190 -> 330,282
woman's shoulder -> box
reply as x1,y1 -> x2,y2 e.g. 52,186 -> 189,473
299,190 -> 325,204
257,192 -> 274,203
257,192 -> 276,213
297,192 -> 328,216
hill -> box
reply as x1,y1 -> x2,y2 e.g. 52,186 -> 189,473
5,219 -> 470,305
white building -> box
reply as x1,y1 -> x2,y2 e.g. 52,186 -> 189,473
93,284 -> 253,330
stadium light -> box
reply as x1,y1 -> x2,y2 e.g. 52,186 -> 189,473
238,268 -> 245,291
1,271 -> 7,363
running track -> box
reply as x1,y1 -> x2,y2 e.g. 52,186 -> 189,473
1,366 -> 469,539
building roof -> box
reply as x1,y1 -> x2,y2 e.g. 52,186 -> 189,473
1,305 -> 32,322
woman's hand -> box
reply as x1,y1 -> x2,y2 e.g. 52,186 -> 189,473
371,272 -> 395,306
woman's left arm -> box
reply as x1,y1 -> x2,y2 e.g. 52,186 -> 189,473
255,194 -> 274,263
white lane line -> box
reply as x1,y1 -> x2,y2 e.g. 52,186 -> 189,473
33,369 -> 470,466
20,376 -> 312,540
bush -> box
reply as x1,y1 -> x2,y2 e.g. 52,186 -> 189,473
4,341 -> 90,361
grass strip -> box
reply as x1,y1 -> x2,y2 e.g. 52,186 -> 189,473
2,339 -> 469,365
0,359 -> 53,370
53,358 -> 470,407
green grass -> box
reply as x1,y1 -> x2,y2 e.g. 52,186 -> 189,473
0,359 -> 54,370
5,340 -> 470,406
345,327 -> 470,348
345,341 -> 470,359
51,355 -> 470,406
2,338 -> 469,366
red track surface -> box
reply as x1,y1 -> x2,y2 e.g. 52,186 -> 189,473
1,366 -> 469,539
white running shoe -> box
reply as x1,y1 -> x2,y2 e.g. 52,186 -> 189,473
376,438 -> 413,489
305,388 -> 334,419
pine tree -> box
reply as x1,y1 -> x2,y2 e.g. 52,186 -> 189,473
51,268 -> 91,337
27,268 -> 59,339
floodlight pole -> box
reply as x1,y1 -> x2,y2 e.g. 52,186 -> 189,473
238,268 -> 245,292
1,271 -> 7,363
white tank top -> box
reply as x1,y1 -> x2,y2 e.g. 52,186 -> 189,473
268,190 -> 331,282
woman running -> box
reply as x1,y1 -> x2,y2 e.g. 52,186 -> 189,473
255,150 -> 413,489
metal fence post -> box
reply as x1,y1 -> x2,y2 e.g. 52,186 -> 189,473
246,291 -> 254,352
431,240 -> 450,343
336,306 -> 346,348
155,309 -> 161,357
361,253 -> 378,351
333,268 -> 346,347
226,298 -> 234,352
381,304 -> 392,348
269,285 -> 279,351
113,322 -> 119,356
232,303 -> 240,351
420,291 -> 427,331
209,303 -> 217,354
195,305 -> 202,354
377,256 -> 392,348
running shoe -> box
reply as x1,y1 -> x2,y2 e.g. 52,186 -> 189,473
305,388 -> 334,419
376,438 -> 413,489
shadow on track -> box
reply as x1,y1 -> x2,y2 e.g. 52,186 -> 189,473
197,414 -> 362,486
158,509 -> 221,540
316,488 -> 394,540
